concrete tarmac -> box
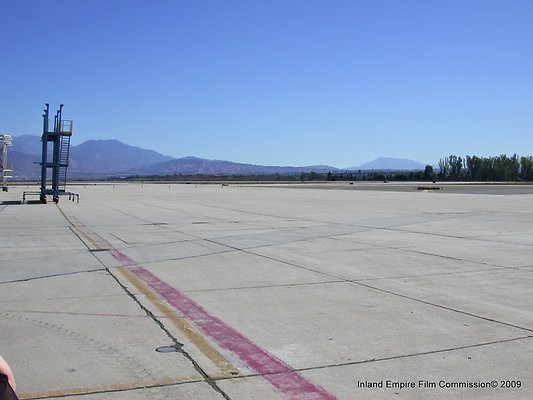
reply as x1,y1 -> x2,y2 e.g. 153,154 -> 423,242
1,182 -> 532,399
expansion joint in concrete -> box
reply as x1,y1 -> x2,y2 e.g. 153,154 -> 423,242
0,269 -> 105,285
353,281 -> 533,334
292,335 -> 533,373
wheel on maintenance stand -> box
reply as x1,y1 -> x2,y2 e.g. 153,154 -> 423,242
53,195 -> 59,204
40,195 -> 47,204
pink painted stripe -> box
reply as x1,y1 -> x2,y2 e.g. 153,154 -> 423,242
70,218 -> 137,266
70,218 -> 336,399
130,266 -> 337,400
110,249 -> 136,266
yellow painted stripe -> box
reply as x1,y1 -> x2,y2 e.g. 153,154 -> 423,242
56,205 -> 105,250
19,377 -> 181,399
73,225 -> 105,250
117,267 -> 239,378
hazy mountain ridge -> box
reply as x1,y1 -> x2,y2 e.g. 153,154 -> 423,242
350,157 -> 427,171
5,151 -> 40,177
128,156 -> 339,176
8,135 -> 426,178
10,134 -> 43,156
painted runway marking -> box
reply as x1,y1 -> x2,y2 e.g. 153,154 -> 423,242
117,267 -> 239,378
66,217 -> 237,376
69,216 -> 337,399
130,266 -> 337,400
68,216 -> 109,251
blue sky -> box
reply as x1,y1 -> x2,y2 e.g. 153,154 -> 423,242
1,0 -> 532,167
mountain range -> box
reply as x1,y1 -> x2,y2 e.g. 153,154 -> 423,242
7,135 -> 427,178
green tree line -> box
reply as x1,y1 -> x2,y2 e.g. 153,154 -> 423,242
438,154 -> 533,181
304,154 -> 533,182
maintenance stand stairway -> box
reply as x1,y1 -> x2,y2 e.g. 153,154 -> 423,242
23,104 -> 79,204
0,134 -> 13,192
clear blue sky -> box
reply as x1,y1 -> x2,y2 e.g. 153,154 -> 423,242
1,0 -> 532,167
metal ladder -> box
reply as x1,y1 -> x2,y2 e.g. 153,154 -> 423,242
58,134 -> 70,191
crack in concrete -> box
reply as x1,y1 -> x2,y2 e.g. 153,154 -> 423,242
180,280 -> 344,294
352,280 -> 533,334
20,378 -> 206,400
293,335 -> 533,373
0,269 -> 105,285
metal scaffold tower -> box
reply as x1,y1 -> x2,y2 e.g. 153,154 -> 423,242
23,104 -> 79,204
0,134 -> 13,192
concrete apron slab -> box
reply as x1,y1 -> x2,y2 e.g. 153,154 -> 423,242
0,207 -> 104,282
361,268 -> 533,330
130,250 -> 337,293
329,227 -> 533,268
0,251 -> 104,283
252,238 -> 496,281
0,272 -> 203,399
400,211 -> 533,240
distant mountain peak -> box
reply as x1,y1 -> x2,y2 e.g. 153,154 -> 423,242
181,156 -> 204,161
350,157 -> 426,171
